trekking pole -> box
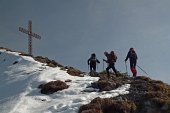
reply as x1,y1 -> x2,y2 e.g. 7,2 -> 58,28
137,65 -> 148,75
103,60 -> 104,71
97,63 -> 98,69
88,65 -> 89,71
125,63 -> 128,74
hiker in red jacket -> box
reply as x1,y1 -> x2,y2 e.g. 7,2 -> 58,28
103,51 -> 118,78
125,48 -> 138,77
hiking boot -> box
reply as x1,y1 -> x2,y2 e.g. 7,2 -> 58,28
133,72 -> 137,77
107,76 -> 112,79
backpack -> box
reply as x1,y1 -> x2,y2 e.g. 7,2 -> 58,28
130,51 -> 137,59
110,51 -> 117,62
90,53 -> 97,62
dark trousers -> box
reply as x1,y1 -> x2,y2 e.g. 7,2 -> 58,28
130,59 -> 137,76
90,64 -> 96,71
130,59 -> 137,69
106,63 -> 118,77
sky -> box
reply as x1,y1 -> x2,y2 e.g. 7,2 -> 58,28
0,49 -> 130,113
0,0 -> 170,84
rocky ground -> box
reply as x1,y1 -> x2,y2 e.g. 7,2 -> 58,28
79,72 -> 170,113
38,70 -> 170,113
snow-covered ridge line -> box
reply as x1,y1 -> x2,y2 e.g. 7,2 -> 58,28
0,47 -> 84,77
0,48 -> 130,113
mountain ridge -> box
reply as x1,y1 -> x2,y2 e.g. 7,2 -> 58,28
0,46 -> 170,113
0,46 -> 84,77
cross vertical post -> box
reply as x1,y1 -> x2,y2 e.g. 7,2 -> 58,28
19,20 -> 41,56
28,20 -> 32,55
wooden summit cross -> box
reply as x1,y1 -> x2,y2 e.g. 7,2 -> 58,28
19,20 -> 41,56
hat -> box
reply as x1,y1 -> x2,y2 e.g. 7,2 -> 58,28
104,51 -> 108,55
110,51 -> 114,54
130,48 -> 134,51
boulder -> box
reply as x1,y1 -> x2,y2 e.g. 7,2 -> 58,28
89,71 -> 100,77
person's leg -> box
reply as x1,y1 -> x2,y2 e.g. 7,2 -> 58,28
130,60 -> 134,73
111,63 -> 118,77
90,65 -> 92,71
133,60 -> 137,76
106,64 -> 111,78
93,65 -> 96,72
130,60 -> 133,69
130,60 -> 136,76
133,60 -> 137,68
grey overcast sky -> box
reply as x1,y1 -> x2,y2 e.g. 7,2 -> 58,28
0,0 -> 170,84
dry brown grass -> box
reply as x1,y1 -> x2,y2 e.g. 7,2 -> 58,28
97,80 -> 109,88
78,103 -> 102,113
145,91 -> 170,108
19,52 -> 33,57
101,86 -> 113,92
79,97 -> 137,113
65,79 -> 72,82
152,98 -> 166,107
145,91 -> 166,99
67,68 -> 84,77
115,81 -> 125,88
38,80 -> 68,94
147,81 -> 170,94
34,56 -> 50,63
136,76 -> 152,82
60,67 -> 66,71
81,109 -> 103,113
0,47 -> 15,52
92,79 -> 124,92
87,75 -> 170,112
34,56 -> 63,67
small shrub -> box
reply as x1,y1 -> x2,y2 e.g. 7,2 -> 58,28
38,80 -> 68,94
136,76 -> 152,82
99,70 -> 129,78
152,98 -> 165,107
78,103 -> 101,113
145,91 -> 164,99
67,68 -> 84,77
148,82 -> 169,93
80,97 -> 137,113
60,67 -> 66,71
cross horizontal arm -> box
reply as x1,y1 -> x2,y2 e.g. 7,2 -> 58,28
19,27 -> 29,34
32,33 -> 41,39
19,27 -> 41,39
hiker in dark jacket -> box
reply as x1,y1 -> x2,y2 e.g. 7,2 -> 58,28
87,53 -> 100,72
125,47 -> 138,77
103,51 -> 118,78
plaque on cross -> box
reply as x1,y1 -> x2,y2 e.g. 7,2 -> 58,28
19,20 -> 41,56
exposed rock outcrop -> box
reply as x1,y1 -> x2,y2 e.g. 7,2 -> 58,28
79,76 -> 170,113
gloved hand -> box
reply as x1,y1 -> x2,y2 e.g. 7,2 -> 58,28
124,60 -> 127,64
